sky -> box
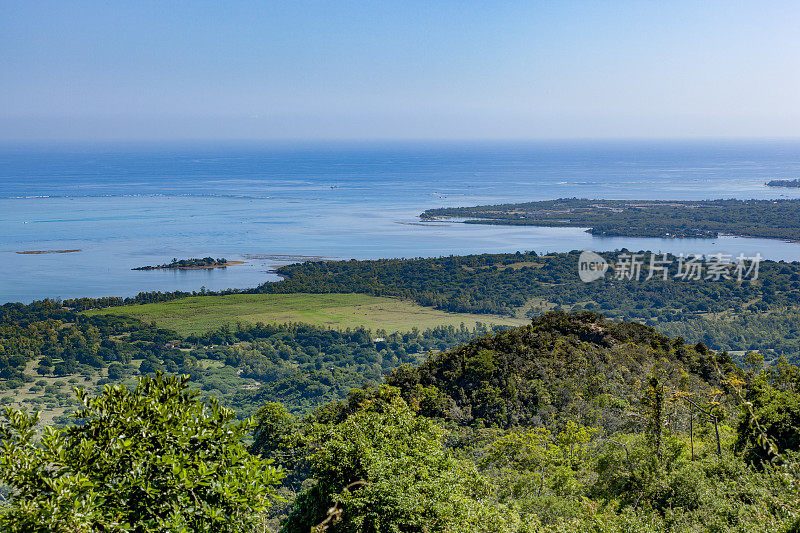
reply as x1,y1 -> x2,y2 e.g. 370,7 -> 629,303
1,0 -> 799,141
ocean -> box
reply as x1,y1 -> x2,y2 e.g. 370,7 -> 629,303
3,139 -> 800,304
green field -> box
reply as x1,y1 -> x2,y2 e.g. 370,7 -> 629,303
84,293 -> 527,335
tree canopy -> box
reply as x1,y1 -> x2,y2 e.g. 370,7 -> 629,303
0,373 -> 283,532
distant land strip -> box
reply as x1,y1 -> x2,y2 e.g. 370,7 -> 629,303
17,249 -> 81,254
420,198 -> 800,241
766,179 -> 800,188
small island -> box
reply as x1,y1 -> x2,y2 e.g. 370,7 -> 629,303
766,179 -> 800,188
132,257 -> 245,271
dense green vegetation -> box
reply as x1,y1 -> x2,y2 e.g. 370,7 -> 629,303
3,311 -> 800,531
50,248 -> 800,363
250,250 -> 800,363
421,198 -> 800,240
766,179 -> 800,188
6,245 -> 800,530
0,373 -> 283,532
132,257 -> 232,270
250,312 -> 800,531
0,299 -> 506,418
10,248 -> 800,412
386,311 -> 732,430
63,289 -> 215,312
279,389 -> 524,533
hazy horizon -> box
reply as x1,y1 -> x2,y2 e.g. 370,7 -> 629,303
2,1 -> 799,142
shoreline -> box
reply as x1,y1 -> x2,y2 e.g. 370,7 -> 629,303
241,254 -> 334,262
421,217 -> 800,245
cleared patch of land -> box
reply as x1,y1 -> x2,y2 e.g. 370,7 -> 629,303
2,359 -> 108,427
84,293 -> 527,335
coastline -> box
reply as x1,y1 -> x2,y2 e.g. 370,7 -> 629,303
421,217 -> 800,245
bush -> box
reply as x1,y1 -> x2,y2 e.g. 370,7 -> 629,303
283,388 -> 526,533
53,361 -> 75,376
736,382 -> 800,464
0,373 -> 284,532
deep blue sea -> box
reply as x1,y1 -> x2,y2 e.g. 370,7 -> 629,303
3,140 -> 800,304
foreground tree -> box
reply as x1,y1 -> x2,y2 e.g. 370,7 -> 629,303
0,373 -> 283,532
282,387 -> 529,533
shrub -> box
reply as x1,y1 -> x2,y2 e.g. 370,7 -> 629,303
0,373 -> 284,532
283,388 -> 527,533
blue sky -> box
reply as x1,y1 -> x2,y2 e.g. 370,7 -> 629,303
1,1 -> 799,140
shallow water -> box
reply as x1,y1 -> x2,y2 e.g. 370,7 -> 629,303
3,140 -> 800,303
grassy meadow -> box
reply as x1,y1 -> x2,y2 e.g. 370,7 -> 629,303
84,293 -> 527,335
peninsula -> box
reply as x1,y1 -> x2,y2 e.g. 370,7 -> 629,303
421,198 -> 800,241
766,179 -> 800,188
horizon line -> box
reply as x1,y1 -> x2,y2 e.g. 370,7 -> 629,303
2,136 -> 800,145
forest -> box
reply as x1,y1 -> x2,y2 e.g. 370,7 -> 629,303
0,298 -> 505,419
2,311 -> 799,531
47,249 -> 800,364
247,250 -> 800,364
4,251 -> 800,530
421,198 -> 800,240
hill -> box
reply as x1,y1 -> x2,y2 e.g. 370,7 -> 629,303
387,311 -> 733,430
256,311 -> 800,532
